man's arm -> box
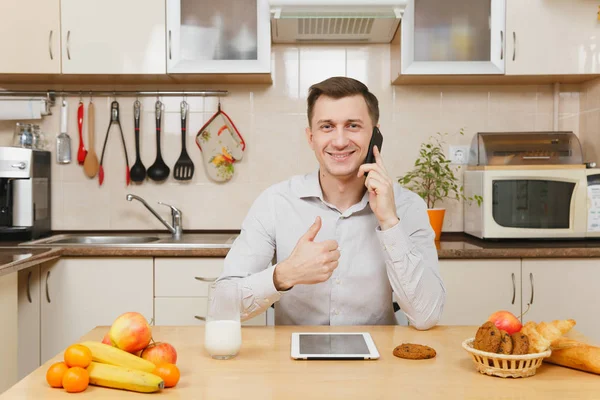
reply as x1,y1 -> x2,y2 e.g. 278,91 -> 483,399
217,189 -> 283,321
376,197 -> 446,330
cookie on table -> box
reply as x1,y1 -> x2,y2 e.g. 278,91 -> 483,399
473,321 -> 502,353
498,330 -> 513,355
393,343 -> 436,360
511,332 -> 530,355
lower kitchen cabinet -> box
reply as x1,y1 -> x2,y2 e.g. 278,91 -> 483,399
0,271 -> 18,394
17,266 -> 41,381
40,257 -> 154,363
522,259 -> 600,344
438,259 -> 522,325
154,297 -> 267,326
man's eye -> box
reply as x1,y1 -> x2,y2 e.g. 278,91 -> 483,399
348,124 -> 360,129
321,125 -> 332,130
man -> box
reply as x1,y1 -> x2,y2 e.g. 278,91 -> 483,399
219,77 -> 445,329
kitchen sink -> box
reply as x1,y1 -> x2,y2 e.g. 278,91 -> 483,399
21,233 -> 238,249
45,236 -> 160,245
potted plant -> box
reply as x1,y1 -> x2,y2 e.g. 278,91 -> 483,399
397,129 -> 482,241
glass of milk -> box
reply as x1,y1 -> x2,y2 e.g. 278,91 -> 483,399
204,280 -> 242,359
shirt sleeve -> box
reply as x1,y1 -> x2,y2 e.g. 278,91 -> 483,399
375,194 -> 446,330
217,188 -> 285,321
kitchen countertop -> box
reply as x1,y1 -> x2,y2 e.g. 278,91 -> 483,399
0,247 -> 62,277
1,232 -> 600,277
1,325 -> 598,399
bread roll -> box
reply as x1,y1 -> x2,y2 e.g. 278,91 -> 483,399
521,322 -> 551,353
536,319 -> 576,343
546,340 -> 600,375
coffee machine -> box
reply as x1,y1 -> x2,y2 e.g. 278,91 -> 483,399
0,147 -> 51,241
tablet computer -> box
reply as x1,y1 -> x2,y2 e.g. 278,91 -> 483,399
291,332 -> 380,360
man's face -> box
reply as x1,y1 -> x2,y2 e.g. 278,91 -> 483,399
306,95 -> 374,179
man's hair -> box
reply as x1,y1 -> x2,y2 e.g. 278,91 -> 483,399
307,77 -> 379,127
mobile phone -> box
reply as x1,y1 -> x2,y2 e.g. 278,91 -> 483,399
364,127 -> 383,176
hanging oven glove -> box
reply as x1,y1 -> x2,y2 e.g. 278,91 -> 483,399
195,104 -> 245,182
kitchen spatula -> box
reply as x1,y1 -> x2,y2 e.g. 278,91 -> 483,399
173,100 -> 194,181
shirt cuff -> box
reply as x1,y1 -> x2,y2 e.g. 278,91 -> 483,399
243,264 -> 284,306
376,221 -> 415,262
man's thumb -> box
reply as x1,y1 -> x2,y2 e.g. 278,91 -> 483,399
303,216 -> 322,242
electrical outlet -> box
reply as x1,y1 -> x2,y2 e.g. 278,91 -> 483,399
449,145 -> 470,164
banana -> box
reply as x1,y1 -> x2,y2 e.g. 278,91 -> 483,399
80,341 -> 156,372
87,362 -> 164,393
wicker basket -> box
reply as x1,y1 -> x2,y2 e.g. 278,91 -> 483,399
462,338 -> 551,378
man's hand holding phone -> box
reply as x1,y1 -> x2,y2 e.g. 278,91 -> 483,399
273,216 -> 340,291
358,143 -> 400,231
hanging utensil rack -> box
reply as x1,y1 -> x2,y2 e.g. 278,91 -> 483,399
0,90 -> 228,107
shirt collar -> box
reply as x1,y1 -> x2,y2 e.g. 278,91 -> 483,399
295,169 -> 371,214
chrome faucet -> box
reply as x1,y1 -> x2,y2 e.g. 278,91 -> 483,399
126,194 -> 183,240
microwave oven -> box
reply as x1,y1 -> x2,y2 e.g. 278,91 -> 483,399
464,167 -> 600,239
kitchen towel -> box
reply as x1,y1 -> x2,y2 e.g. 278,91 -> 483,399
196,105 -> 245,182
0,98 -> 49,120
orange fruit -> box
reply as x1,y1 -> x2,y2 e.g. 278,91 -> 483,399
62,367 -> 89,393
46,362 -> 69,388
64,344 -> 92,368
153,363 -> 180,388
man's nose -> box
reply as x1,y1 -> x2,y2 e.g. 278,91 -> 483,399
330,127 -> 350,148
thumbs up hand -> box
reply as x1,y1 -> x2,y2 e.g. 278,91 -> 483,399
273,216 -> 340,291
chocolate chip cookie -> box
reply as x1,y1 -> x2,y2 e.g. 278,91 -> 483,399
498,330 -> 513,354
511,332 -> 530,355
393,343 -> 436,360
473,321 -> 502,353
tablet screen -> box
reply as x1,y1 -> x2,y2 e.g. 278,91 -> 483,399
299,334 -> 370,355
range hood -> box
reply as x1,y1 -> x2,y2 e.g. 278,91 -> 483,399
270,0 -> 406,43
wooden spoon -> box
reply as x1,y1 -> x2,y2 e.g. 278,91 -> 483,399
83,101 -> 99,178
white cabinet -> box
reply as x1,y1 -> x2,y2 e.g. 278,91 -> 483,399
400,0 -> 505,75
17,266 -> 41,381
60,0 -> 166,74
40,258 -> 154,363
506,0 -> 600,75
0,0 -> 61,74
522,259 -> 600,344
154,257 -> 267,326
166,0 -> 271,73
439,259 -> 521,325
0,272 -> 18,395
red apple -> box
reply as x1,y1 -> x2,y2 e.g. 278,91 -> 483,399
141,342 -> 177,365
109,312 -> 152,354
101,332 -> 111,345
488,310 -> 522,334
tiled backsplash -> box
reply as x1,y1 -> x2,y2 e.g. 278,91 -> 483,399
0,44 -> 591,232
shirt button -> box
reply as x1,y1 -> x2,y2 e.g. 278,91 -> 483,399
335,278 -> 341,285
335,310 -> 340,315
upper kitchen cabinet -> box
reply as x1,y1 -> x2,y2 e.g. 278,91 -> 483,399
60,0 -> 166,74
506,0 -> 600,76
166,0 -> 271,76
0,0 -> 61,73
398,0 -> 505,76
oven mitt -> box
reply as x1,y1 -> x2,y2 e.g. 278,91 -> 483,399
196,105 -> 246,182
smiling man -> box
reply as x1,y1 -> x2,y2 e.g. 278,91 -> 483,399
219,77 -> 445,329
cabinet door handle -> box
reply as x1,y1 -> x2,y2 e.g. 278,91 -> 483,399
45,270 -> 51,303
194,277 -> 217,282
512,31 -> 516,61
511,272 -> 516,305
48,30 -> 54,60
529,272 -> 534,305
194,315 -> 206,321
26,271 -> 32,303
500,31 -> 504,60
67,30 -> 71,60
168,30 -> 172,60
11,162 -> 26,170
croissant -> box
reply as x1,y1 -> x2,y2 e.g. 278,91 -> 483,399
521,319 -> 576,354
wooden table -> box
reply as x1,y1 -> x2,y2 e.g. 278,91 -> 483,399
2,325 -> 599,399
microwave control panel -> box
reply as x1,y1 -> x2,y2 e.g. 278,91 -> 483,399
587,172 -> 600,232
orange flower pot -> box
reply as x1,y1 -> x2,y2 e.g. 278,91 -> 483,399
427,208 -> 446,242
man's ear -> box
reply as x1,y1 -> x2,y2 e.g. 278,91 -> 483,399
305,126 -> 314,149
